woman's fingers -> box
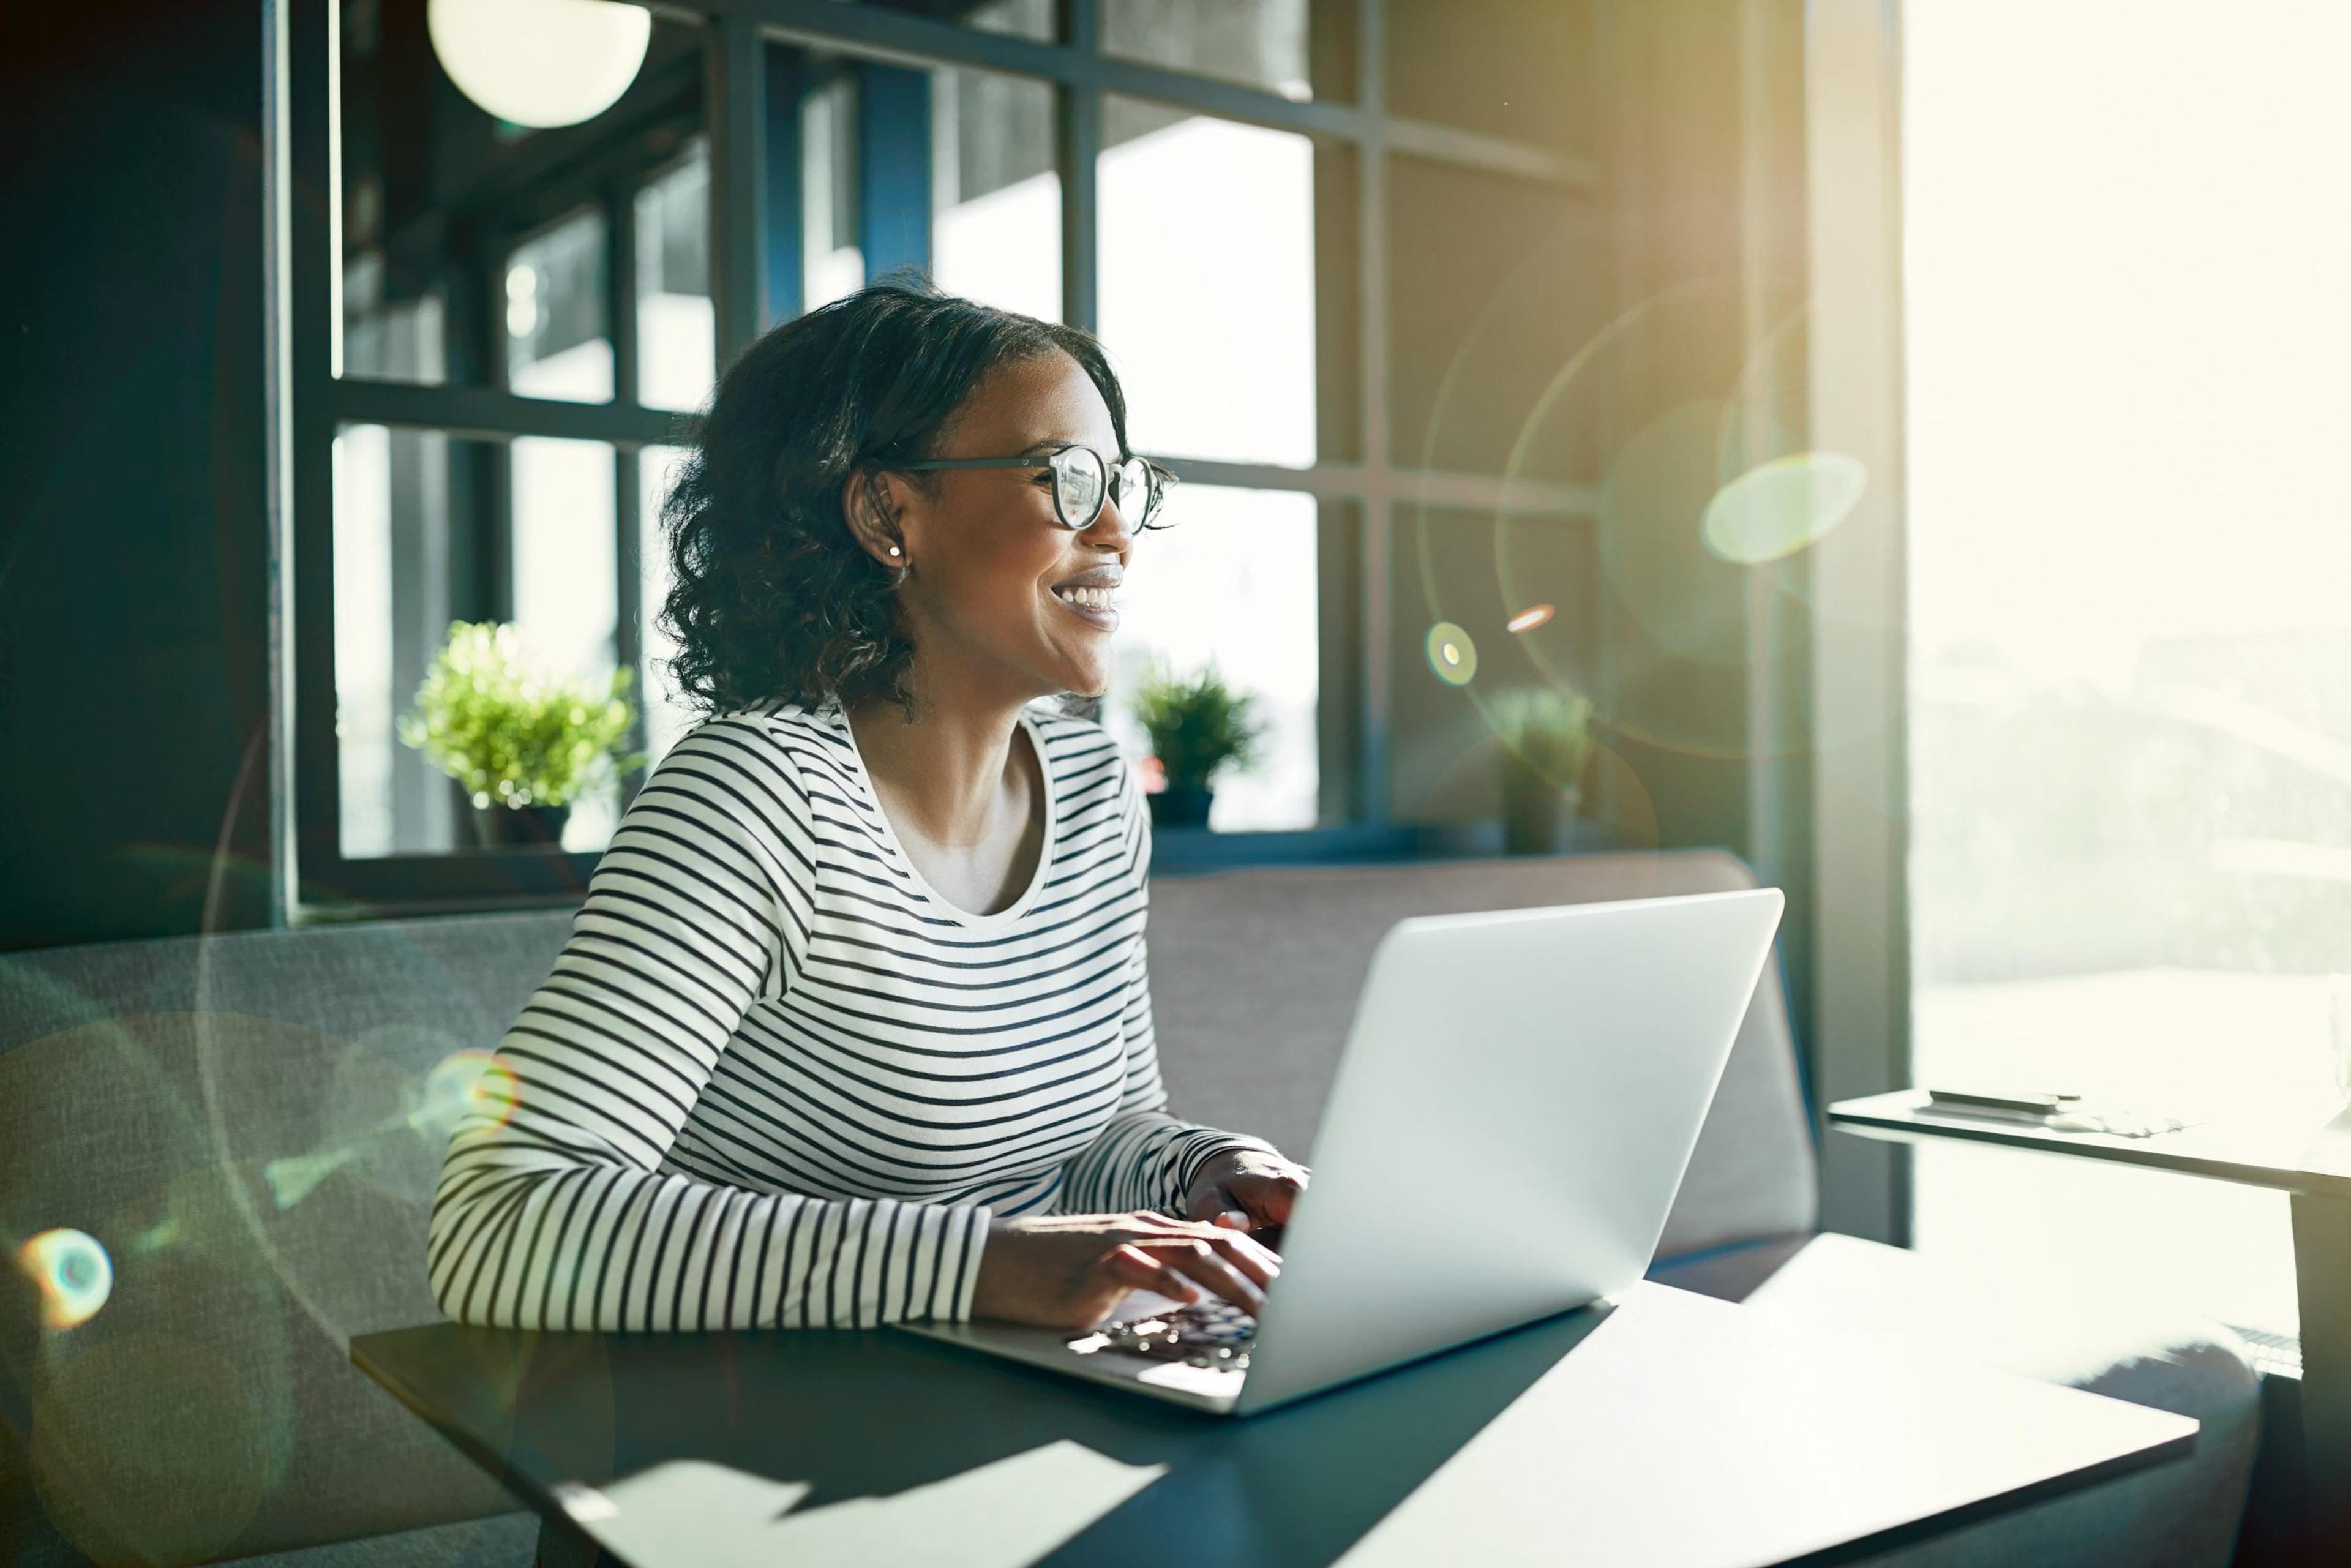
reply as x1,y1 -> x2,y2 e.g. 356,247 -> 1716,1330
1003,1214 -> 1291,1326
1144,1236 -> 1267,1312
1122,1210 -> 1281,1274
1101,1242 -> 1202,1304
1207,1225 -> 1281,1286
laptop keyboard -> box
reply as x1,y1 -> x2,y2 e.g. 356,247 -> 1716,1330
1067,1299 -> 1258,1370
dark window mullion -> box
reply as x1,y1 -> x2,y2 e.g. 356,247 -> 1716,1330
608,174 -> 647,802
615,446 -> 647,800
765,44 -> 807,321
326,379 -> 682,447
710,10 -> 770,364
1056,0 -> 1100,332
293,0 -> 342,899
608,178 -> 640,410
473,165 -> 517,634
1356,0 -> 1390,824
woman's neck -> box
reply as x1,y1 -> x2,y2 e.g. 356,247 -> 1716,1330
844,672 -> 1038,851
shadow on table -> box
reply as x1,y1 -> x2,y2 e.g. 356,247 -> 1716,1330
358,1300 -> 1619,1567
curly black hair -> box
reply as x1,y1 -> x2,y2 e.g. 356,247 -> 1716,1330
656,273 -> 1132,719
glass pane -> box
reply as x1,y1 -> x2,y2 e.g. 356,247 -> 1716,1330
800,72 -> 864,311
638,444 -> 700,764
342,250 -> 447,386
336,1 -> 703,391
1905,0 -> 2351,1339
334,424 -> 471,859
1387,0 -> 1592,154
846,0 -> 1055,43
1109,486 -> 1318,830
930,68 -> 1060,321
792,58 -> 1059,321
506,207 -> 612,402
334,425 -> 624,858
1103,0 -> 1313,100
334,424 -> 444,858
1100,99 -> 1314,464
636,141 -> 713,412
511,438 -> 620,850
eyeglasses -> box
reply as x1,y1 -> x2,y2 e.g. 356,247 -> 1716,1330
901,445 -> 1177,532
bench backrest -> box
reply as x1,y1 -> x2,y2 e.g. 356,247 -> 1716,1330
0,849 -> 1813,1561
1,909 -> 571,1562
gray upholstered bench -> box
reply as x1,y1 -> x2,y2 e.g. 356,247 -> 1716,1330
0,850 -> 2257,1564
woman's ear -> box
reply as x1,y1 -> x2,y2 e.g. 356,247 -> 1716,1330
842,468 -> 912,568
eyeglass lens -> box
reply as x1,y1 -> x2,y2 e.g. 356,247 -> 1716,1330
1111,456 -> 1156,527
1051,448 -> 1106,528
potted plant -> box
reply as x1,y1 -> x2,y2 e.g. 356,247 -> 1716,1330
397,620 -> 642,849
1491,686 -> 1594,855
1128,662 -> 1261,828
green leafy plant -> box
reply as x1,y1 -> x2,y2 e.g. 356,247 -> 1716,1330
1491,685 -> 1595,790
1129,662 -> 1262,790
397,621 -> 643,810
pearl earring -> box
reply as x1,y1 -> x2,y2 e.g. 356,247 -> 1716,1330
887,546 -> 902,557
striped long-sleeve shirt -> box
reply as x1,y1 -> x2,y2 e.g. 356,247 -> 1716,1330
427,697 -> 1273,1332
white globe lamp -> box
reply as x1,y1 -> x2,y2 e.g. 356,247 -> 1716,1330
427,0 -> 653,130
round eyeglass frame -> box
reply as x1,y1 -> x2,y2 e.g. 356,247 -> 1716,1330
899,445 -> 1178,532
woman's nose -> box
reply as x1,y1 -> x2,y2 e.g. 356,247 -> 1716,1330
1082,493 -> 1136,552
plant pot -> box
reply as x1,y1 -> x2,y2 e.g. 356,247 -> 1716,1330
1499,756 -> 1578,856
471,803 -> 571,849
1149,784 -> 1215,829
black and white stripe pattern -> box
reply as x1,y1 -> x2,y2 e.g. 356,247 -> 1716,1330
428,699 -> 1270,1330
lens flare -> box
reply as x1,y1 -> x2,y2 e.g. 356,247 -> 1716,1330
1505,604 -> 1554,634
253,1045 -> 525,1215
18,1228 -> 113,1329
1700,451 -> 1866,565
130,1216 -> 183,1255
263,1147 -> 363,1211
1425,622 -> 1478,686
417,1049 -> 523,1136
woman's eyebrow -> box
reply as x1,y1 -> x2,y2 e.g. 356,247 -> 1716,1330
1018,438 -> 1081,456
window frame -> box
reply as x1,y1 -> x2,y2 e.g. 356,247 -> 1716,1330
280,0 -> 1603,919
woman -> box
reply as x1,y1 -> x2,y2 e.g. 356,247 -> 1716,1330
428,279 -> 1308,1335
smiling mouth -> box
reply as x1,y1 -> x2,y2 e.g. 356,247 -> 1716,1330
1051,585 -> 1116,612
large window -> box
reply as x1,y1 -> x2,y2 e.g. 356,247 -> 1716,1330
1905,0 -> 2351,1342
293,0 -> 1601,910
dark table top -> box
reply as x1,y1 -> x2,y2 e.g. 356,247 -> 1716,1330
1830,1089 -> 2351,1197
353,1281 -> 2195,1567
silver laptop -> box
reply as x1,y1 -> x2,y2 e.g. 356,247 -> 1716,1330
898,887 -> 1785,1417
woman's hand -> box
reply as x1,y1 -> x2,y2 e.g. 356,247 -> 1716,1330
969,1212 -> 1281,1330
1182,1147 -> 1311,1238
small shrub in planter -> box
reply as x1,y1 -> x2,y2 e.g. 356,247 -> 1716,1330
397,621 -> 643,849
1128,662 -> 1262,829
1490,686 -> 1594,855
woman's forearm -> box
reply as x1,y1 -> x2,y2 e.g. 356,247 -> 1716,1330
429,1130 -> 989,1330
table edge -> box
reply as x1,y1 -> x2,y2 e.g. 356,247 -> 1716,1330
1828,1094 -> 2350,1197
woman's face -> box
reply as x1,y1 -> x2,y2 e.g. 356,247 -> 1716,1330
879,350 -> 1136,703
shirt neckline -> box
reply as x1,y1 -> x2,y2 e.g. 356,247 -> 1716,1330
822,698 -> 1059,932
